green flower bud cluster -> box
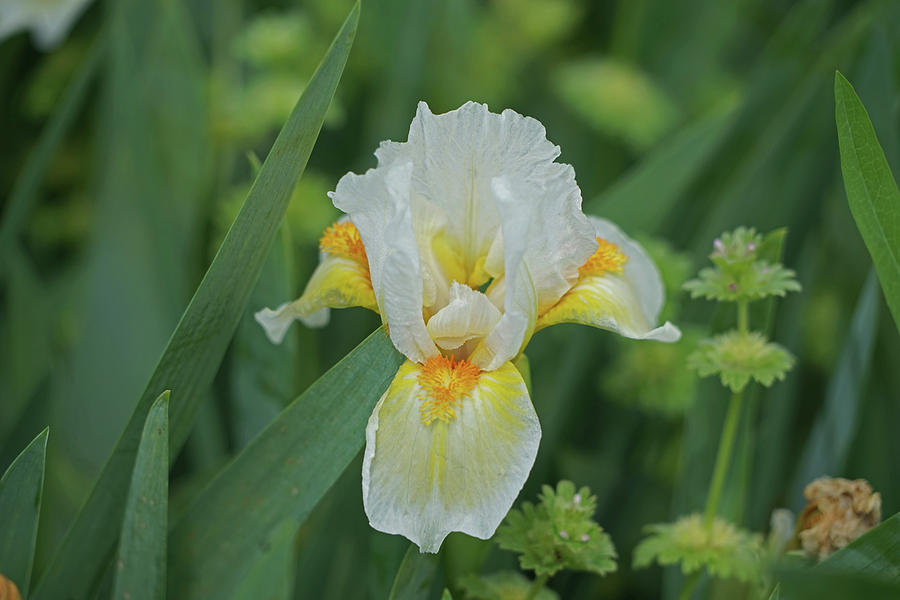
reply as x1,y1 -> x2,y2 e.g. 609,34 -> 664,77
683,227 -> 800,303
683,227 -> 800,393
458,571 -> 559,600
495,481 -> 617,578
689,330 -> 794,393
633,514 -> 763,583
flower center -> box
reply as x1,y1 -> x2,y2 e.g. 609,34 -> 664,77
320,222 -> 369,271
417,356 -> 481,425
578,237 -> 628,278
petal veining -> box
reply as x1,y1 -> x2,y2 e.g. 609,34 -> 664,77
362,359 -> 541,553
255,222 -> 376,344
329,162 -> 439,363
536,216 -> 681,342
375,101 -> 569,289
468,173 -> 596,370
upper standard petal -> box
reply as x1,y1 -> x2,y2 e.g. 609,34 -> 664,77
329,162 -> 439,363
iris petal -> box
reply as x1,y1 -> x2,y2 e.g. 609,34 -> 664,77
330,162 -> 439,363
362,360 -> 541,553
536,217 -> 680,342
255,254 -> 376,344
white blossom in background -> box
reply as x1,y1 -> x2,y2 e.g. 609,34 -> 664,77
0,0 -> 93,50
257,101 -> 680,552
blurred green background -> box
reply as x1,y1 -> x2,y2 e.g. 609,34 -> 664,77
1,0 -> 899,598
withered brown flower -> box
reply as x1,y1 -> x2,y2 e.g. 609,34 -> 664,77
797,477 -> 881,559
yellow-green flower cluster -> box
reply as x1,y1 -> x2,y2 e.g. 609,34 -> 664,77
633,514 -> 763,583
496,481 -> 617,578
684,227 -> 800,302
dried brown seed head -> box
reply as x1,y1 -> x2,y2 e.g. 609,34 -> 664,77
797,477 -> 881,559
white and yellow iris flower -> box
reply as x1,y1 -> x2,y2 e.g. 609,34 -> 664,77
256,102 -> 680,552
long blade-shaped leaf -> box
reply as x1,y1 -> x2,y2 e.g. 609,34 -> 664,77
169,327 -> 402,599
585,107 -> 733,232
0,428 -> 48,598
32,5 -> 359,598
389,544 -> 439,600
0,38 -> 103,273
835,71 -> 900,335
789,270 -> 879,504
231,519 -> 298,600
818,511 -> 900,575
777,513 -> 900,599
112,392 -> 169,600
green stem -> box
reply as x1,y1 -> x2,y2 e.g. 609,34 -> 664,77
524,573 -> 550,600
678,571 -> 701,600
704,390 -> 744,529
737,300 -> 749,335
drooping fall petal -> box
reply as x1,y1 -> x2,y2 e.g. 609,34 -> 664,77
536,217 -> 680,342
362,359 -> 541,552
255,221 -> 376,343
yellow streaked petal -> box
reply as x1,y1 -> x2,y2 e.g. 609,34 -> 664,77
255,254 -> 376,344
535,216 -> 679,342
536,272 -> 678,341
362,360 -> 540,553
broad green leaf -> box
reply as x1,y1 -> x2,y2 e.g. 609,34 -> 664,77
32,5 -> 359,599
819,512 -> 900,576
228,224 -> 307,449
851,25 -> 898,174
778,513 -> 900,599
46,0 -> 212,487
168,327 -> 402,599
231,519 -> 298,600
360,0 -> 434,148
835,71 -> 900,335
585,107 -> 733,233
112,392 -> 169,600
778,570 -> 900,600
0,428 -> 48,598
691,3 -> 872,253
0,248 -> 52,445
789,271 -> 879,503
0,37 -> 103,273
388,544 -> 439,600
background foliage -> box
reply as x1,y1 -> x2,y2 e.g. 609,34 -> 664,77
1,0 -> 899,598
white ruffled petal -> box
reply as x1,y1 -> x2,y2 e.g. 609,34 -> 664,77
468,173 -> 596,370
330,163 -> 439,363
375,101 -> 569,291
362,360 -> 540,553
